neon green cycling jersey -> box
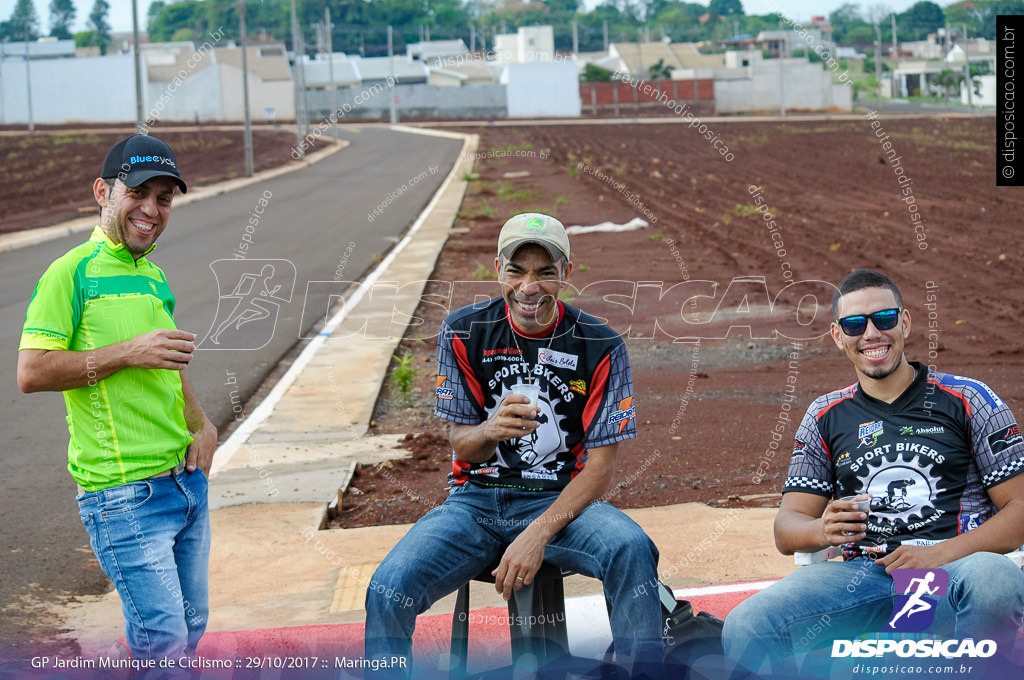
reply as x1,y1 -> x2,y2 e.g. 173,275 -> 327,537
20,226 -> 191,491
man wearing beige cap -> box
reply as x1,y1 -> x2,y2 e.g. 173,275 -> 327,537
365,213 -> 663,675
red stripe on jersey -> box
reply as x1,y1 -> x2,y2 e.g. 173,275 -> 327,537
928,379 -> 973,419
817,384 -> 858,420
819,434 -> 832,462
957,496 -> 964,535
451,457 -> 471,485
570,442 -> 586,479
582,354 -> 612,432
506,301 -> 566,339
453,335 -> 485,409
814,385 -> 858,462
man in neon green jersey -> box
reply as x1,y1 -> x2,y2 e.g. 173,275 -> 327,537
18,135 -> 217,669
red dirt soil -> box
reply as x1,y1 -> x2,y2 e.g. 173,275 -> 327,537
0,128 -> 321,233
336,116 -> 1023,529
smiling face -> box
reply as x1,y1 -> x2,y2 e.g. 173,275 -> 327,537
495,243 -> 572,335
831,286 -> 912,382
94,176 -> 177,259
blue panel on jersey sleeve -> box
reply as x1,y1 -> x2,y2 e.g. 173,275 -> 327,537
939,374 -> 1003,409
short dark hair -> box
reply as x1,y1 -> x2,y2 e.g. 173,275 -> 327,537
832,269 -> 903,318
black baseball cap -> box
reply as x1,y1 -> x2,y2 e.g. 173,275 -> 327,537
100,135 -> 188,194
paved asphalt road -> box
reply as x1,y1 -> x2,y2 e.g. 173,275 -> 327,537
0,126 -> 462,654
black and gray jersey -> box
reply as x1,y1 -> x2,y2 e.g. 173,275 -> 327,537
785,362 -> 1024,558
435,297 -> 637,491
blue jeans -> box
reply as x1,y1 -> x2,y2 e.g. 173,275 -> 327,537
722,553 -> 1024,676
77,469 -> 211,664
364,484 -> 664,674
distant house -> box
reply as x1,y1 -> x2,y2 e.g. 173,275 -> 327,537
494,26 -> 555,63
350,55 -> 429,85
214,45 -> 295,121
406,40 -> 469,63
0,38 -> 76,59
609,41 -> 724,79
300,54 -> 362,89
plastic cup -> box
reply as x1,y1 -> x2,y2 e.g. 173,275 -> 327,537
840,495 -> 871,535
511,382 -> 541,411
840,495 -> 871,512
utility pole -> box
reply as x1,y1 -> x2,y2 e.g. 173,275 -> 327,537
963,24 -> 973,113
470,24 -> 475,54
132,0 -> 144,132
572,20 -> 578,56
603,20 -> 609,52
290,0 -> 302,157
875,21 -> 883,110
637,27 -> 643,75
778,21 -> 786,117
326,8 -> 338,141
240,0 -> 254,177
24,27 -> 34,134
891,13 -> 897,57
388,25 -> 398,124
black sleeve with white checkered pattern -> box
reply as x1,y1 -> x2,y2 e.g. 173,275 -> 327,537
959,382 -> 1024,488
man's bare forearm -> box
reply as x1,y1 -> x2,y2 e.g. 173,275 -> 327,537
18,329 -> 196,394
774,508 -> 828,555
18,344 -> 131,393
526,446 -> 616,541
445,420 -> 503,463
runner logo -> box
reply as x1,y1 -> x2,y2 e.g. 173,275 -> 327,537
858,420 -> 884,448
832,567 -> 997,659
884,568 -> 948,632
199,259 -> 296,350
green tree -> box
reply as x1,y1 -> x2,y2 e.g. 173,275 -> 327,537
648,56 -> 673,79
933,68 -> 962,103
87,0 -> 110,53
830,2 -> 871,44
845,25 -> 876,45
49,0 -> 74,39
74,28 -> 100,47
147,0 -> 165,31
708,0 -> 743,17
979,0 -> 1024,40
581,62 -> 614,81
148,0 -> 207,42
647,3 -> 705,42
897,1 -> 944,42
1,0 -> 40,40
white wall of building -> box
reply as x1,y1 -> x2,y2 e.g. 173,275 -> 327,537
963,74 -> 996,107
220,64 -> 294,121
146,66 -> 222,123
494,34 -> 519,63
517,26 -> 555,62
2,54 -> 141,123
714,58 -> 851,113
503,62 -> 580,117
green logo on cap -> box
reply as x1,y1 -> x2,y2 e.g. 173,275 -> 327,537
526,217 -> 545,232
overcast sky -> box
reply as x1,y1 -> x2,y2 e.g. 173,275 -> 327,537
3,0 -> 925,38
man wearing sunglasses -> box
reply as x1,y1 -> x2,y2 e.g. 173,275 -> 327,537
723,269 -> 1024,675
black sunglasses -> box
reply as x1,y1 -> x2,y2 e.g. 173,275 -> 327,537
835,308 -> 902,336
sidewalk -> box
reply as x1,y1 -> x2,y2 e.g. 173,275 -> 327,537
56,125 -> 798,669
